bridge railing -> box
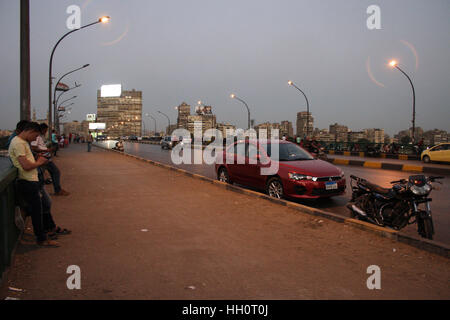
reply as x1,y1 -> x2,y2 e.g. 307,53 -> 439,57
0,166 -> 20,285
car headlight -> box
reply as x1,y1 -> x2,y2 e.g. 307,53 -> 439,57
411,184 -> 431,196
288,172 -> 318,181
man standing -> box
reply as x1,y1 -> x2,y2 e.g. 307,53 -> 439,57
8,122 -> 59,247
51,129 -> 59,156
87,133 -> 93,152
5,120 -> 29,149
31,123 -> 70,196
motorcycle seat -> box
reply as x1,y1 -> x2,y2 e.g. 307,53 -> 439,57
360,181 -> 391,195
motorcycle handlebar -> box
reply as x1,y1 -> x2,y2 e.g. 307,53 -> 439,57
390,179 -> 407,184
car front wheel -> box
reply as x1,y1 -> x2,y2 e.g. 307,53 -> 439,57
217,167 -> 232,184
266,177 -> 284,199
422,155 -> 430,163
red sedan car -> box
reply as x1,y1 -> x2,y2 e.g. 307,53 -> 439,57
215,140 -> 346,199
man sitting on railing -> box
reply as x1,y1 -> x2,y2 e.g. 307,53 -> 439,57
8,122 -> 59,247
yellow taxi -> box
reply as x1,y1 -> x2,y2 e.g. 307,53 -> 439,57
421,143 -> 450,163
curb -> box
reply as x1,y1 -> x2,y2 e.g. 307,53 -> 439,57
327,157 -> 450,175
93,144 -> 450,259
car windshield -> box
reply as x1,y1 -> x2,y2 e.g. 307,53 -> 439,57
260,143 -> 314,161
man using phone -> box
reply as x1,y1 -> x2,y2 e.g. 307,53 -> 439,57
8,122 -> 59,247
31,123 -> 69,196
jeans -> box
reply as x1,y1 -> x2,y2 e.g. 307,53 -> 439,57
43,161 -> 61,193
52,143 -> 59,156
40,186 -> 56,232
87,142 -> 92,152
17,180 -> 46,242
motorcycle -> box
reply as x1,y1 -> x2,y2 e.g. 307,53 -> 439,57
112,140 -> 124,152
307,146 -> 328,161
347,174 -> 444,239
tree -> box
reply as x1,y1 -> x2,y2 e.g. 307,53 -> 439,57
400,136 -> 411,145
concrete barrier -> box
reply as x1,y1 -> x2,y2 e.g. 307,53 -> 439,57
327,157 -> 450,175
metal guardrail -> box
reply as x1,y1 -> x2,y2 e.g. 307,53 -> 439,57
0,166 -> 20,285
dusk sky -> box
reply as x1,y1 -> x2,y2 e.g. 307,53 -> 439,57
1,0 -> 449,135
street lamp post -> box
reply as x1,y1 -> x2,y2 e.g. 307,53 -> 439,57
145,113 -> 157,136
230,94 -> 250,129
288,80 -> 310,139
48,16 -> 109,139
55,82 -> 81,110
157,111 -> 170,135
53,64 -> 89,133
389,60 -> 416,144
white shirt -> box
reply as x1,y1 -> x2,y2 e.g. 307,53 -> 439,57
31,135 -> 48,151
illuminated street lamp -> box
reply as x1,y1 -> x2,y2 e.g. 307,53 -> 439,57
230,93 -> 250,129
288,80 -> 310,138
389,60 -> 417,143
48,15 -> 110,138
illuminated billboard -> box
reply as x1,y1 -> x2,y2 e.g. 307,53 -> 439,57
89,123 -> 106,130
100,84 -> 122,97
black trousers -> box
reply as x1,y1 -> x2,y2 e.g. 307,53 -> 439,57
17,180 -> 47,242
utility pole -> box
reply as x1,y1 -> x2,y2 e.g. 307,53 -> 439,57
20,0 -> 31,120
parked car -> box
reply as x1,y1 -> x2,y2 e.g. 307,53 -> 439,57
96,135 -> 107,141
421,143 -> 450,163
161,136 -> 178,149
215,139 -> 346,199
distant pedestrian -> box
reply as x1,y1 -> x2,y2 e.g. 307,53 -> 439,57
51,130 -> 59,156
87,133 -> 93,152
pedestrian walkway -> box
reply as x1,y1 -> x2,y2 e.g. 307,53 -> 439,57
328,154 -> 450,175
2,144 -> 449,299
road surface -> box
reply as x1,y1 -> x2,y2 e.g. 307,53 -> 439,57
99,141 -> 450,245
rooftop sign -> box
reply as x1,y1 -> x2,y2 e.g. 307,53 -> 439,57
100,84 -> 122,97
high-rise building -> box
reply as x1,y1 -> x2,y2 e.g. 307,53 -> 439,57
254,122 -> 281,138
280,120 -> 293,138
97,87 -> 142,137
296,112 -> 314,138
216,123 -> 236,139
348,131 -> 365,143
176,102 -> 191,129
329,123 -> 348,142
63,120 -> 90,137
364,128 -> 385,144
316,129 -> 335,142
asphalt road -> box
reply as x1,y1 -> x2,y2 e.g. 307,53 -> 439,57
99,141 -> 450,245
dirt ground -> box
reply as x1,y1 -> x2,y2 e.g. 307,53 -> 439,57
2,144 -> 449,299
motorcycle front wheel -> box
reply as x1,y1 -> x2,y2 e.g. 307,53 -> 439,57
417,214 -> 434,240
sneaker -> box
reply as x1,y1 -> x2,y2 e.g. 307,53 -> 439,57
36,239 -> 60,247
54,189 -> 70,196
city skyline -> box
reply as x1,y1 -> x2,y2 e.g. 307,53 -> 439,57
1,0 -> 449,135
